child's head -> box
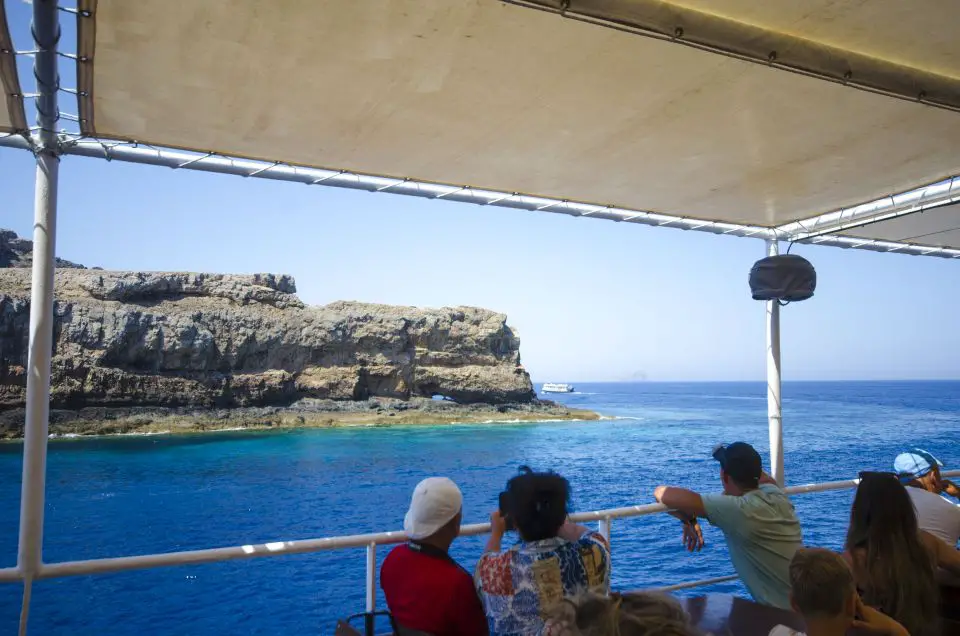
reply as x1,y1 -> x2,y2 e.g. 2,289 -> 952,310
788,548 -> 857,621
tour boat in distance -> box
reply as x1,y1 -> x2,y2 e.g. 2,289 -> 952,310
542,383 -> 575,393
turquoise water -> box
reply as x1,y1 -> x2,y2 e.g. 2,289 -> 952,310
0,381 -> 957,634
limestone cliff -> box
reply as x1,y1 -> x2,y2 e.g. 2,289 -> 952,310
1,228 -> 86,270
0,232 -> 536,414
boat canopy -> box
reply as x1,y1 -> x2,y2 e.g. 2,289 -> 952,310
2,0 -> 960,255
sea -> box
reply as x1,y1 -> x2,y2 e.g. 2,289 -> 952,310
0,381 -> 956,635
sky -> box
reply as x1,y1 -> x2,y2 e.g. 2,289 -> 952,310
3,147 -> 958,383
2,2 -> 959,383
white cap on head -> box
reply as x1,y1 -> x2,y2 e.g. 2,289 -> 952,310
403,477 -> 463,540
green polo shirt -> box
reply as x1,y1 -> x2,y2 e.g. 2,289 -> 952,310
702,483 -> 802,608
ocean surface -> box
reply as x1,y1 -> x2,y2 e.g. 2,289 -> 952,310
0,381 -> 957,635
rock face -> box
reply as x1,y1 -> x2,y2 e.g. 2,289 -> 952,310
1,229 -> 86,270
0,234 -> 535,412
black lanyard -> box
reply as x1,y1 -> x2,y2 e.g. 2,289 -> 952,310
407,541 -> 472,577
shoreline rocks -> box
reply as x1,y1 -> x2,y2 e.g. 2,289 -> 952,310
0,398 -> 599,439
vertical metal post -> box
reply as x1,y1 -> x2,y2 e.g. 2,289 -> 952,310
364,542 -> 377,636
18,1 -> 61,635
765,240 -> 784,487
599,517 -> 611,542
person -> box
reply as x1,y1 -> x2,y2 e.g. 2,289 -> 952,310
768,548 -> 908,636
652,442 -> 802,609
542,591 -> 697,636
843,472 -> 960,636
380,477 -> 488,636
475,467 -> 611,636
894,448 -> 960,546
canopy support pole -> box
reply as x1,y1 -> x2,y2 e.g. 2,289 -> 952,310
18,1 -> 61,635
765,240 -> 784,486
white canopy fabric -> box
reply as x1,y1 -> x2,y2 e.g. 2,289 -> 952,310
63,0 -> 960,251
0,2 -> 25,133
840,203 -> 960,249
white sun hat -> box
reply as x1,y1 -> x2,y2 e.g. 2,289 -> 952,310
403,477 -> 463,540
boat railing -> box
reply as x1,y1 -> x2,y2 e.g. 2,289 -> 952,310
0,470 -> 956,620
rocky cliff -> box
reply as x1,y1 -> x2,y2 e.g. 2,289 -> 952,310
1,229 -> 86,270
0,231 -> 536,417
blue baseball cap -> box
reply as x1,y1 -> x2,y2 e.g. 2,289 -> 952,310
893,449 -> 943,480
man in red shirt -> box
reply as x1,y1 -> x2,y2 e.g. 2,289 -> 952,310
380,477 -> 488,636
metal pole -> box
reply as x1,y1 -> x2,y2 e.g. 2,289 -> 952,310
364,542 -> 376,636
598,517 -> 611,542
18,1 -> 60,634
765,240 -> 784,487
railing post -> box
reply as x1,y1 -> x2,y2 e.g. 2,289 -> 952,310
365,542 -> 376,636
598,517 -> 611,542
18,1 -> 61,635
765,239 -> 784,487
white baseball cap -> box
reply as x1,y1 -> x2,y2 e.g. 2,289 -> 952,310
403,477 -> 463,540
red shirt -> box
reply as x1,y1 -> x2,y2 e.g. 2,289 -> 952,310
380,543 -> 488,636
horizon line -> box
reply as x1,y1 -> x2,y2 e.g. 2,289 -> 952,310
531,378 -> 960,384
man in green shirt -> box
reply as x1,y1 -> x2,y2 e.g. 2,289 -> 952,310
653,442 -> 802,609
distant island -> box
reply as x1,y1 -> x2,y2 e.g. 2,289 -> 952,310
0,230 -> 597,438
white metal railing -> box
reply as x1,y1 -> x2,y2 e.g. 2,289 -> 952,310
2,471 -> 955,612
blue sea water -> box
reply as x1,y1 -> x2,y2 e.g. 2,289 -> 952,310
0,381 -> 957,635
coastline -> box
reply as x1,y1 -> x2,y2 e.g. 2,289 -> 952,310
0,398 -> 601,440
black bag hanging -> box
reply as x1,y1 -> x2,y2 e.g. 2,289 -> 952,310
749,254 -> 816,302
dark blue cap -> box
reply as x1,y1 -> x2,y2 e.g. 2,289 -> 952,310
713,442 -> 762,486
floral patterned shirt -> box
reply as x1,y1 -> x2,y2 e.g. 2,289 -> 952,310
474,530 -> 610,636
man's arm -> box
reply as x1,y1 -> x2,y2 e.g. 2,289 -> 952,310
453,573 -> 490,636
654,486 -> 706,552
654,485 -> 707,518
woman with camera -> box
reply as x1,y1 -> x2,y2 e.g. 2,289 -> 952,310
475,467 -> 611,636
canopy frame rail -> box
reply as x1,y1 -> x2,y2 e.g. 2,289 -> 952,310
0,0 -> 28,132
776,176 -> 960,244
3,133 -> 960,259
505,0 -> 960,113
15,3 -> 62,636
0,132 -> 778,238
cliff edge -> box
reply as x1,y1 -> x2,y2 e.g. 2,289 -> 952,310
0,230 -> 551,435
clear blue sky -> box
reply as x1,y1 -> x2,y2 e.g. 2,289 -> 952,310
2,1 -> 958,382
3,146 -> 958,382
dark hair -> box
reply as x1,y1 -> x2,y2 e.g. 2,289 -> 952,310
789,548 -> 855,618
503,466 -> 570,541
713,442 -> 762,489
844,472 -> 938,636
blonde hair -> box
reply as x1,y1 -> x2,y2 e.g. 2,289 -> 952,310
789,548 -> 855,618
545,592 -> 697,636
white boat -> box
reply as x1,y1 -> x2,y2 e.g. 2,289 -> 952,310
542,383 -> 575,393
